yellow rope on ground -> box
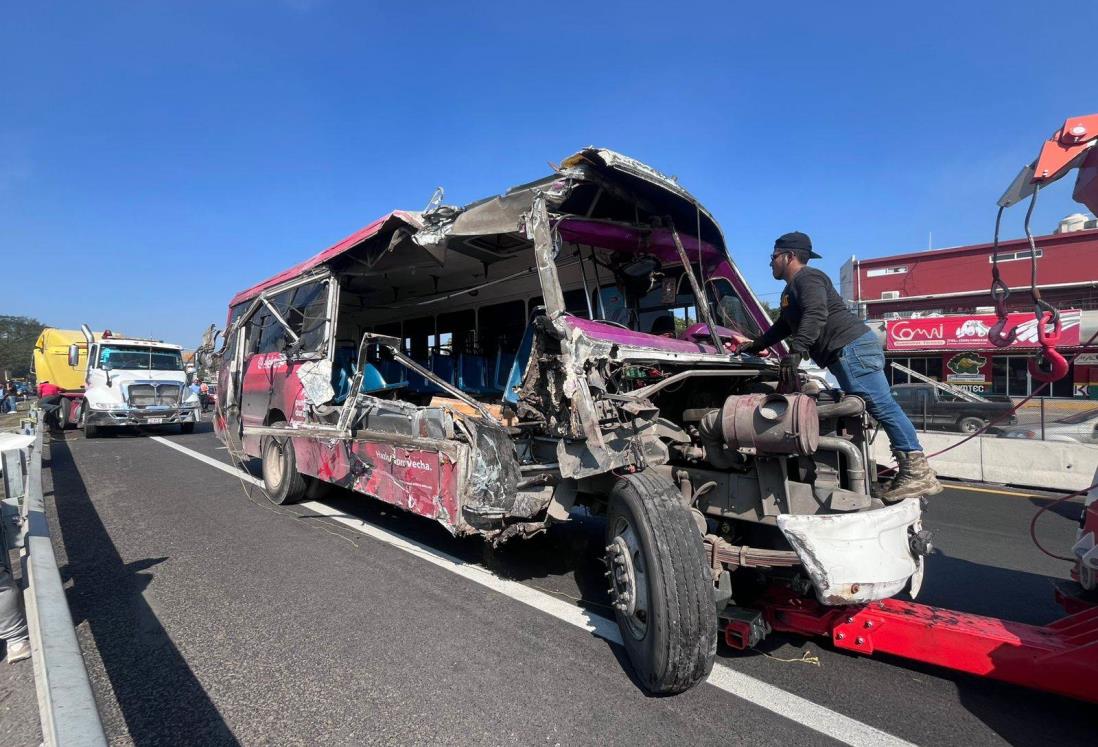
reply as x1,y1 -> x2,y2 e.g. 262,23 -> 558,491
756,648 -> 821,667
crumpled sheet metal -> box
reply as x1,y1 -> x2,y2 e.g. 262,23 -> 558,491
356,398 -> 452,441
460,418 -> 526,521
295,359 -> 335,405
776,499 -> 923,605
290,407 -> 527,535
294,436 -> 462,532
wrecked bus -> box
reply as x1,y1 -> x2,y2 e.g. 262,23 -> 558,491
213,148 -> 927,693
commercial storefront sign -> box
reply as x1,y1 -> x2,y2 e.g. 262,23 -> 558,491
885,310 -> 1082,351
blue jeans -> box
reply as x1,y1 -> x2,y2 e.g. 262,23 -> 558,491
827,330 -> 922,453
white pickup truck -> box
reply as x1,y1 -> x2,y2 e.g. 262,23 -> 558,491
71,324 -> 200,437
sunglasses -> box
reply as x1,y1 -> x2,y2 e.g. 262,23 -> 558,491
770,251 -> 791,261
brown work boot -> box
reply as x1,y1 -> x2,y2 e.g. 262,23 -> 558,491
883,450 -> 907,492
882,451 -> 943,503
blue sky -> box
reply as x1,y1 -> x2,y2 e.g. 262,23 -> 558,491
3,2 -> 1094,347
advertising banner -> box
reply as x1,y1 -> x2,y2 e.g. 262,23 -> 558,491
943,352 -> 992,393
885,310 -> 1082,351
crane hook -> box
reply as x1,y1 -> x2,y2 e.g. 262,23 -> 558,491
986,278 -> 1016,347
1027,304 -> 1068,382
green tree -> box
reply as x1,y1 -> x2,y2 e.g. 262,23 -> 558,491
0,315 -> 47,379
759,301 -> 781,322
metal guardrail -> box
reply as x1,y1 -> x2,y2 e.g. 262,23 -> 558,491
3,412 -> 107,747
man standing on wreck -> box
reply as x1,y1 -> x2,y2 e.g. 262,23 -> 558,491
737,231 -> 942,502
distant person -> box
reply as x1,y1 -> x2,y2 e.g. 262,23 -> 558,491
189,378 -> 203,416
37,380 -> 61,398
199,379 -> 210,413
37,381 -> 65,429
736,231 -> 942,502
2,382 -> 18,414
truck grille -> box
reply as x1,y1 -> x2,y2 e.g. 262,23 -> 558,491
127,383 -> 182,407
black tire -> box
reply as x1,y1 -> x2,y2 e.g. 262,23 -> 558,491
180,422 -> 195,434
958,416 -> 984,434
261,420 -> 308,505
605,472 -> 716,694
55,399 -> 70,430
304,476 -> 333,500
84,422 -> 98,438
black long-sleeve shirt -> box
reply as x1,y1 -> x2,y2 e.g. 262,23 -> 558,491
755,266 -> 870,367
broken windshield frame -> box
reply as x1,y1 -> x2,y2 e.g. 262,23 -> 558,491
554,242 -> 762,342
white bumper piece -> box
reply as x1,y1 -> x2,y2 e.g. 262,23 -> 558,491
1073,530 -> 1097,591
777,499 -> 924,605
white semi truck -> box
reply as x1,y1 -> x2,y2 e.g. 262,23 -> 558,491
69,324 -> 200,437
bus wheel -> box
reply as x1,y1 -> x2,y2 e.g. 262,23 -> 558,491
605,472 -> 716,694
261,421 -> 307,505
180,422 -> 195,435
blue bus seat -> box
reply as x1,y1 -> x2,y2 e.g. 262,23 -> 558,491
484,355 -> 498,392
502,327 -> 535,405
332,346 -> 357,404
332,346 -> 406,403
494,351 -> 516,393
405,358 -> 432,394
431,354 -> 455,387
378,360 -> 408,386
456,354 -> 498,396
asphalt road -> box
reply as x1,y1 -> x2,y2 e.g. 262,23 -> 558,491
33,422 -> 1097,746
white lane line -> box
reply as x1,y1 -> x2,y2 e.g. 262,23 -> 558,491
152,436 -> 263,486
150,436 -> 917,747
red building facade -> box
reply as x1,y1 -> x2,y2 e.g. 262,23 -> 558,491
840,227 -> 1098,399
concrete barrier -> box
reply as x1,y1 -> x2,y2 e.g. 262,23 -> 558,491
869,432 -> 1098,492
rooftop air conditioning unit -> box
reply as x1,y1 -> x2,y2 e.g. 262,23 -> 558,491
881,290 -> 901,300
1056,213 -> 1091,233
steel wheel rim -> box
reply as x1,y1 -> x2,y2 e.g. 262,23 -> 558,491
608,514 -> 650,640
263,438 -> 285,491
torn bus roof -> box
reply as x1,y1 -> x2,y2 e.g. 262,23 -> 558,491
229,211 -> 423,307
229,146 -> 735,309
221,146 -> 773,356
